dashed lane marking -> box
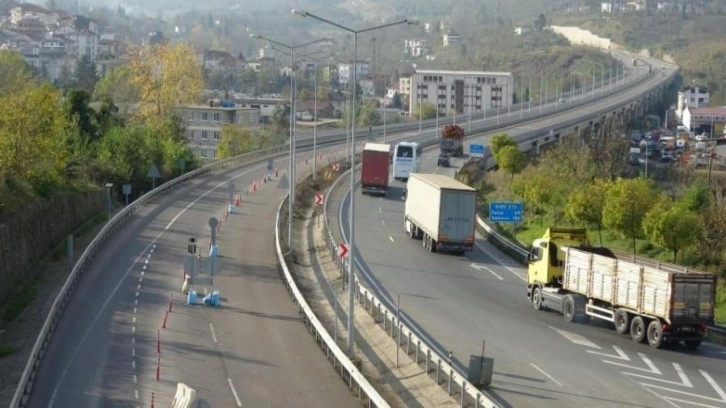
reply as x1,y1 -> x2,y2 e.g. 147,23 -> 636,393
228,378 -> 243,407
530,363 -> 563,387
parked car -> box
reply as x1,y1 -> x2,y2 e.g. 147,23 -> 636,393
661,151 -> 674,163
437,153 -> 450,167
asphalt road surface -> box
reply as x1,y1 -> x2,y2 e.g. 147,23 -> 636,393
28,147 -> 362,407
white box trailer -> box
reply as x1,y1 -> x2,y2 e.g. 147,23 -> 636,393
403,173 -> 476,254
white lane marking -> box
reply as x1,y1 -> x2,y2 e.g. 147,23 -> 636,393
605,352 -> 661,374
133,374 -> 137,384
474,242 -> 526,281
135,389 -> 138,400
144,259 -> 148,264
702,370 -> 726,401
135,291 -> 139,297
132,361 -> 136,370
530,363 -> 563,387
132,316 -> 136,324
137,284 -> 141,291
131,337 -> 135,345
624,362 -> 692,387
379,206 -> 382,213
470,263 -> 505,280
389,236 -> 394,243
138,276 -> 143,283
131,326 -> 135,334
140,271 -> 144,277
142,265 -> 146,270
642,383 -> 726,405
131,348 -> 135,357
550,327 -> 601,349
227,378 -> 243,407
588,345 -> 629,360
487,269 -> 503,280
133,307 -> 137,314
210,323 -> 218,343
48,162 -> 269,405
381,220 -> 386,226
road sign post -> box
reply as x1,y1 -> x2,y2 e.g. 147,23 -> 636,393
488,202 -> 523,223
338,243 -> 349,258
208,217 -> 219,257
147,163 -> 161,189
469,144 -> 485,158
122,184 -> 131,206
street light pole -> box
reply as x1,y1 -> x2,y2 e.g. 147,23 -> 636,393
250,34 -> 329,249
293,9 -> 416,357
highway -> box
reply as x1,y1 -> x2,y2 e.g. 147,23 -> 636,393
338,67 -> 726,407
27,147 -> 363,407
19,50 -> 658,406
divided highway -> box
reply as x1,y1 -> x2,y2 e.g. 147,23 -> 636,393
18,49 -> 663,407
337,62 -> 726,407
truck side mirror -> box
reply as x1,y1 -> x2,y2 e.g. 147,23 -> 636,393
402,189 -> 407,201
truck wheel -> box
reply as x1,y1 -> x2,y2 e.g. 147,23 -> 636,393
532,287 -> 543,311
614,309 -> 630,335
630,316 -> 647,343
563,295 -> 576,323
684,339 -> 702,350
647,320 -> 664,349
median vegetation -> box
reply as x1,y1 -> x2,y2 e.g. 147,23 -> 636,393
457,133 -> 726,324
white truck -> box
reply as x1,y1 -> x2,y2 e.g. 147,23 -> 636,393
403,173 -> 477,254
527,228 -> 717,349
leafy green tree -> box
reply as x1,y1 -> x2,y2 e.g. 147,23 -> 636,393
0,83 -> 72,193
415,102 -> 436,120
602,177 -> 657,254
677,182 -> 710,212
496,144 -> 527,179
490,133 -> 517,156
565,179 -> 611,245
697,206 -> 726,268
390,92 -> 402,109
644,204 -> 702,262
74,55 -> 98,95
217,124 -> 258,158
93,66 -> 140,107
357,102 -> 380,127
0,51 -> 35,96
95,96 -> 125,136
534,13 -> 547,31
65,89 -> 98,140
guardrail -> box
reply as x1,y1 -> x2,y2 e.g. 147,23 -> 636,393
9,142 -> 304,407
274,193 -> 390,408
322,169 -> 499,408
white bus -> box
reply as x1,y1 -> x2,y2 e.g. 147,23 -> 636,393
392,141 -> 422,181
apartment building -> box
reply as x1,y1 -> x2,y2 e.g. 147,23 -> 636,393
174,103 -> 260,160
676,85 -> 710,120
408,70 -> 514,116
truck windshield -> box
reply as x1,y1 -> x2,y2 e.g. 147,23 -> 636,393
396,146 -> 413,157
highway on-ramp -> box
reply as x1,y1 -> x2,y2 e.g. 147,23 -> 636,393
338,63 -> 726,407
27,146 -> 364,407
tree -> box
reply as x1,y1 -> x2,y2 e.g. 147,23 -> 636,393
644,205 -> 702,262
677,182 -> 710,212
0,51 -> 35,96
565,179 -> 611,245
129,42 -> 203,121
490,133 -> 517,156
602,177 -> 657,254
65,89 -> 97,140
390,92 -> 402,109
415,102 -> 436,119
357,102 -> 380,127
496,144 -> 527,179
0,83 -> 73,192
534,13 -> 547,31
697,206 -> 726,267
74,55 -> 98,95
216,124 -> 258,158
93,66 -> 140,108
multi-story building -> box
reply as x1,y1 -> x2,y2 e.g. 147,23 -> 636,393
442,32 -> 460,47
676,85 -> 710,121
174,103 -> 260,160
408,70 -> 514,116
65,29 -> 98,60
337,60 -> 370,86
398,76 -> 411,98
682,106 -> 726,136
404,39 -> 429,58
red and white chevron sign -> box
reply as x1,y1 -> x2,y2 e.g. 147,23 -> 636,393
314,192 -> 323,205
332,162 -> 340,171
337,243 -> 349,258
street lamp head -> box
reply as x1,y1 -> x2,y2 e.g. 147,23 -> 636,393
291,8 -> 308,17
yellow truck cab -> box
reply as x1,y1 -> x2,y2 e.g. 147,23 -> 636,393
527,228 -> 588,286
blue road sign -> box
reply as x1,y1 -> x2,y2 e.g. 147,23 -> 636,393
489,202 -> 523,222
469,144 -> 485,157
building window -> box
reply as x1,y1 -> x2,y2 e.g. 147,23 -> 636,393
201,148 -> 207,158
213,149 -> 217,159
213,113 -> 220,121
202,130 -> 208,140
187,130 -> 194,139
213,131 -> 220,140
202,112 -> 208,120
